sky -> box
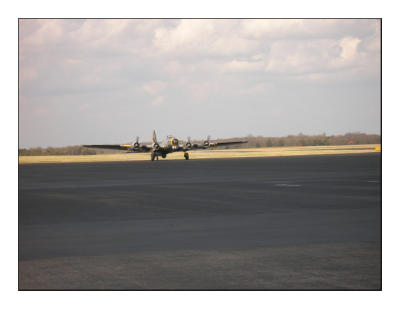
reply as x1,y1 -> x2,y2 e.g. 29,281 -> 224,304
19,19 -> 381,148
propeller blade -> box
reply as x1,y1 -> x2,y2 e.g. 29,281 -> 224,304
152,130 -> 157,144
203,135 -> 211,146
152,130 -> 160,150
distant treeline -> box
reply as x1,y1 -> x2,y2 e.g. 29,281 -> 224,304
232,132 -> 381,149
18,145 -> 97,156
19,132 -> 380,156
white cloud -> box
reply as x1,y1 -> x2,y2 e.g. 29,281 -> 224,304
339,36 -> 361,61
265,39 -> 337,74
223,60 -> 264,73
20,19 -> 380,86
153,19 -> 255,56
70,19 -> 132,46
241,19 -> 306,39
141,81 -> 168,95
151,95 -> 165,106
263,36 -> 372,78
21,19 -> 64,47
150,19 -> 380,81
241,19 -> 375,41
154,19 -> 215,52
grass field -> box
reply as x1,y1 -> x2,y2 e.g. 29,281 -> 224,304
18,144 -> 381,164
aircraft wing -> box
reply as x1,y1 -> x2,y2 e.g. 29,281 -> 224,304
83,144 -> 129,150
83,144 -> 152,152
209,141 -> 248,147
181,140 -> 248,151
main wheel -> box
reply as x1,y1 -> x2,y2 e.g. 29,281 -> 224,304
162,153 -> 166,158
151,152 -> 155,161
184,152 -> 189,160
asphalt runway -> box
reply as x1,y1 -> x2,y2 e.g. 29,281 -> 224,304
19,153 -> 381,290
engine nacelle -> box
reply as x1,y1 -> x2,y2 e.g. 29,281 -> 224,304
170,138 -> 179,147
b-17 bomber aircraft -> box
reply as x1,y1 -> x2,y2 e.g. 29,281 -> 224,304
84,130 -> 247,161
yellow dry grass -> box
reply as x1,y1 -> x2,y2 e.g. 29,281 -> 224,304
18,144 -> 381,164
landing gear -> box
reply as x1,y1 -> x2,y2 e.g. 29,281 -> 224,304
184,152 -> 189,160
162,153 -> 166,159
151,152 -> 160,161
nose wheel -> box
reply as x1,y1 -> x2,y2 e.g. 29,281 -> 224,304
184,152 -> 189,160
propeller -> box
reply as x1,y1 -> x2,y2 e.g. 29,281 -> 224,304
127,136 -> 140,152
133,136 -> 140,148
185,136 -> 192,149
152,130 -> 160,151
203,135 -> 211,147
